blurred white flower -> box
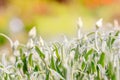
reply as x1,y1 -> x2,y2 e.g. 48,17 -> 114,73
96,18 -> 103,29
29,27 -> 36,38
77,17 -> 83,39
77,17 -> 83,28
63,35 -> 68,43
13,40 -> 19,50
27,39 -> 34,49
39,36 -> 44,46
13,50 -> 20,56
114,20 -> 120,30
84,35 -> 88,41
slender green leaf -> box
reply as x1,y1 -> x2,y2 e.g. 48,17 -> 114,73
98,52 -> 105,67
53,44 -> 60,61
84,49 -> 93,61
28,53 -> 33,66
35,46 -> 45,59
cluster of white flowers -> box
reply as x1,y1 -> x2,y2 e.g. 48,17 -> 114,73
0,18 -> 120,80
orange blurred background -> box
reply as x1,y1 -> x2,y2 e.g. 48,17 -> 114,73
0,0 -> 120,45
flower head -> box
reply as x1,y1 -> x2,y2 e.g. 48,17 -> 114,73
96,18 -> 103,29
13,40 -> 19,50
29,27 -> 36,38
27,39 -> 34,49
77,17 -> 83,29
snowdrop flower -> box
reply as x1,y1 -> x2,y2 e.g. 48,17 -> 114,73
63,35 -> 68,43
27,39 -> 34,49
114,20 -> 120,30
84,35 -> 88,41
13,40 -> 19,50
29,27 -> 36,38
77,17 -> 83,28
77,17 -> 83,39
39,36 -> 44,46
96,18 -> 103,29
13,50 -> 20,56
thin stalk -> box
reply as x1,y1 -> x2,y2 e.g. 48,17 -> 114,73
95,30 -> 99,51
0,33 -> 13,47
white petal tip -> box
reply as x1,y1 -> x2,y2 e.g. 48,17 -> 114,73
96,18 -> 103,28
77,17 -> 83,28
29,27 -> 36,38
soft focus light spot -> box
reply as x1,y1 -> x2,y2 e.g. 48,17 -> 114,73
9,17 -> 24,33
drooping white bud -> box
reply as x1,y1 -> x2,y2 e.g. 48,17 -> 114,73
13,50 -> 20,56
63,35 -> 68,43
77,17 -> 83,39
29,27 -> 36,38
96,18 -> 103,29
84,35 -> 88,41
114,20 -> 119,30
39,36 -> 44,46
27,39 -> 34,49
77,17 -> 83,28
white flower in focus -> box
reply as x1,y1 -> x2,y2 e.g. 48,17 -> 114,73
29,27 -> 36,38
27,39 -> 34,49
96,18 -> 103,29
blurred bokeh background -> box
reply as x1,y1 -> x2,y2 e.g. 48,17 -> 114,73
0,0 -> 120,47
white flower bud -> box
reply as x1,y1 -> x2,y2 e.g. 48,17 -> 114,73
63,35 -> 68,43
114,20 -> 119,30
77,17 -> 83,39
96,18 -> 103,29
84,35 -> 88,41
27,39 -> 34,49
13,50 -> 20,56
39,36 -> 44,46
77,17 -> 83,28
29,27 -> 36,38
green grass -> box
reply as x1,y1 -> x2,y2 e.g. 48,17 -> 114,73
0,19 -> 120,80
